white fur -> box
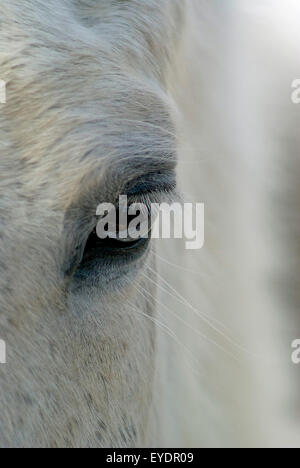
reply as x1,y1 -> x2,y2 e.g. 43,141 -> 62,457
1,0 -> 300,448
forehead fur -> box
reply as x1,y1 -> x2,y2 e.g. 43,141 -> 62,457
0,0 -> 184,209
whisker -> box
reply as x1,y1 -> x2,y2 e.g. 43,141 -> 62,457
155,251 -> 209,279
142,263 -> 262,360
127,293 -> 203,377
151,245 -> 233,337
138,271 -> 242,363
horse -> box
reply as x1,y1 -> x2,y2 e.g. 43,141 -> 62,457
1,0 -> 300,448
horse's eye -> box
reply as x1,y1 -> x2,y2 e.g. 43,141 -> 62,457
83,226 -> 148,256
70,207 -> 151,280
67,172 -> 175,281
103,205 -> 152,244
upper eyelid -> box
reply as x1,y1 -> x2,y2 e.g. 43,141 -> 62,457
124,171 -> 177,196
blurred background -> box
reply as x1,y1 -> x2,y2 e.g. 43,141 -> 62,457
154,0 -> 300,447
